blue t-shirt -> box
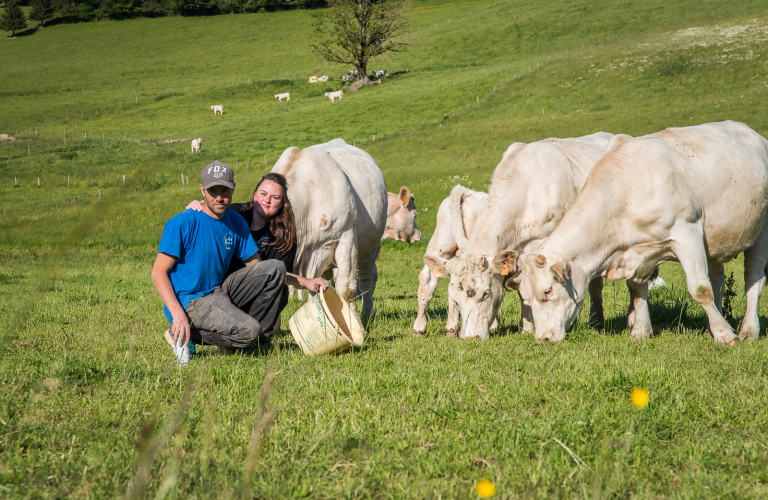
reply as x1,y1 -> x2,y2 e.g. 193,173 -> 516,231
158,209 -> 258,322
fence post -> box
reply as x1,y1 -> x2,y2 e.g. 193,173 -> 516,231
15,177 -> 17,186
38,178 -> 40,187
68,176 -> 70,187
236,160 -> 238,171
181,173 -> 184,186
118,235 -> 121,252
123,175 -> 125,185
2,205 -> 6,218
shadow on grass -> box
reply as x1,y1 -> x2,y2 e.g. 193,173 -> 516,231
10,27 -> 39,38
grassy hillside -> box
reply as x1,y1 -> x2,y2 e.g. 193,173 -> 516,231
3,0 -> 768,498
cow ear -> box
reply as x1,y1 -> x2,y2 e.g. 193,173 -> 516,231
493,250 -> 518,276
424,255 -> 448,278
399,186 -> 412,207
504,274 -> 520,291
551,261 -> 570,285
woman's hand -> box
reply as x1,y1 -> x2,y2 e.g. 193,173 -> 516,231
185,200 -> 204,211
301,276 -> 329,292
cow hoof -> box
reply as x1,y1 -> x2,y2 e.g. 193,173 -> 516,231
475,335 -> 481,340
727,337 -> 740,346
413,330 -> 425,337
445,329 -> 457,338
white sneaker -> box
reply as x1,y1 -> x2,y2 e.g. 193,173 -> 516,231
163,329 -> 190,366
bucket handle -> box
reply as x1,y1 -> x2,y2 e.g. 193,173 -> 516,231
318,287 -> 355,345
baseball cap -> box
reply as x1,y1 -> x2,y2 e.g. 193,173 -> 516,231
201,161 -> 235,189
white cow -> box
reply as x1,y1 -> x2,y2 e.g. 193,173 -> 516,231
414,186 -> 493,337
373,70 -> 388,78
290,185 -> 419,302
308,76 -> 319,83
325,90 -> 343,102
210,105 -> 224,115
318,75 -> 329,82
272,138 -> 387,324
382,187 -> 421,243
191,138 -> 202,153
275,93 -> 290,102
516,121 -> 768,345
424,133 -> 615,340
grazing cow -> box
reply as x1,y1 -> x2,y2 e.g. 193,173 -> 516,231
382,187 -> 421,243
274,93 -> 290,102
414,186 -> 494,337
272,138 -> 387,324
191,138 -> 202,153
308,76 -> 319,83
373,70 -> 388,78
423,133 -> 615,340
340,75 -> 352,81
325,90 -> 343,102
318,75 -> 329,82
347,70 -> 358,77
516,121 -> 768,345
210,105 -> 224,115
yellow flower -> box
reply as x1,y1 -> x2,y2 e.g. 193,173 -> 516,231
476,479 -> 496,499
630,387 -> 649,409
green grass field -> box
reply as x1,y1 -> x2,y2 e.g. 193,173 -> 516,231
4,0 -> 768,497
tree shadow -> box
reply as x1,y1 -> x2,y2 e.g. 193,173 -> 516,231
13,27 -> 39,38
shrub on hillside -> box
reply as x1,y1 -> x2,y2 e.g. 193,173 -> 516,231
30,0 -> 56,26
1,0 -> 28,37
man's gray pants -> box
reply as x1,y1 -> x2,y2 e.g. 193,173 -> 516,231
185,260 -> 286,348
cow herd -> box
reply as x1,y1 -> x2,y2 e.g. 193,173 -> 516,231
280,121 -> 768,346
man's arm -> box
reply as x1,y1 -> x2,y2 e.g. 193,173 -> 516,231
243,252 -> 262,267
151,252 -> 190,347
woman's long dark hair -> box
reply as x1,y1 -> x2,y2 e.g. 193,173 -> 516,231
246,173 -> 296,253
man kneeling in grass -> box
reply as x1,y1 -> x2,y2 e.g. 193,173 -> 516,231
151,161 -> 285,365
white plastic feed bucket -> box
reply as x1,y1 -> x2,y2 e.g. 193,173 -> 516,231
289,287 -> 365,355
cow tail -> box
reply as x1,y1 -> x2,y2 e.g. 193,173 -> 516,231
450,185 -> 471,252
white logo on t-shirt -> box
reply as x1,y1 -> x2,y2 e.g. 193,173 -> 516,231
224,232 -> 234,251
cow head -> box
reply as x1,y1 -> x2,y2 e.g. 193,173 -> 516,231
517,252 -> 587,342
423,250 -> 517,340
383,187 -> 421,243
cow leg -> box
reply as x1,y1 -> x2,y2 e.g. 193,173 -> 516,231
625,279 -> 652,340
588,277 -> 605,329
741,236 -> 768,341
333,230 -> 360,314
414,265 -> 439,335
518,291 -> 534,333
708,260 -> 725,315
358,243 -> 381,318
671,226 -> 738,344
445,298 -> 459,337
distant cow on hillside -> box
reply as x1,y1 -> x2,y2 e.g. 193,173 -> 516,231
373,70 -> 388,78
308,76 -> 318,83
210,105 -> 224,115
191,138 -> 202,153
318,75 -> 329,82
274,93 -> 290,102
325,90 -> 343,102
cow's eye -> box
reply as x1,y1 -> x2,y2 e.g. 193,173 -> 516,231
482,290 -> 490,300
544,287 -> 553,297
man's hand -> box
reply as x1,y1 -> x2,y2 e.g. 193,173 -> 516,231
185,199 -> 204,211
170,307 -> 191,347
302,276 -> 329,292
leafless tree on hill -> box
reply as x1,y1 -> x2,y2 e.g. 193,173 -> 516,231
310,0 -> 412,90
